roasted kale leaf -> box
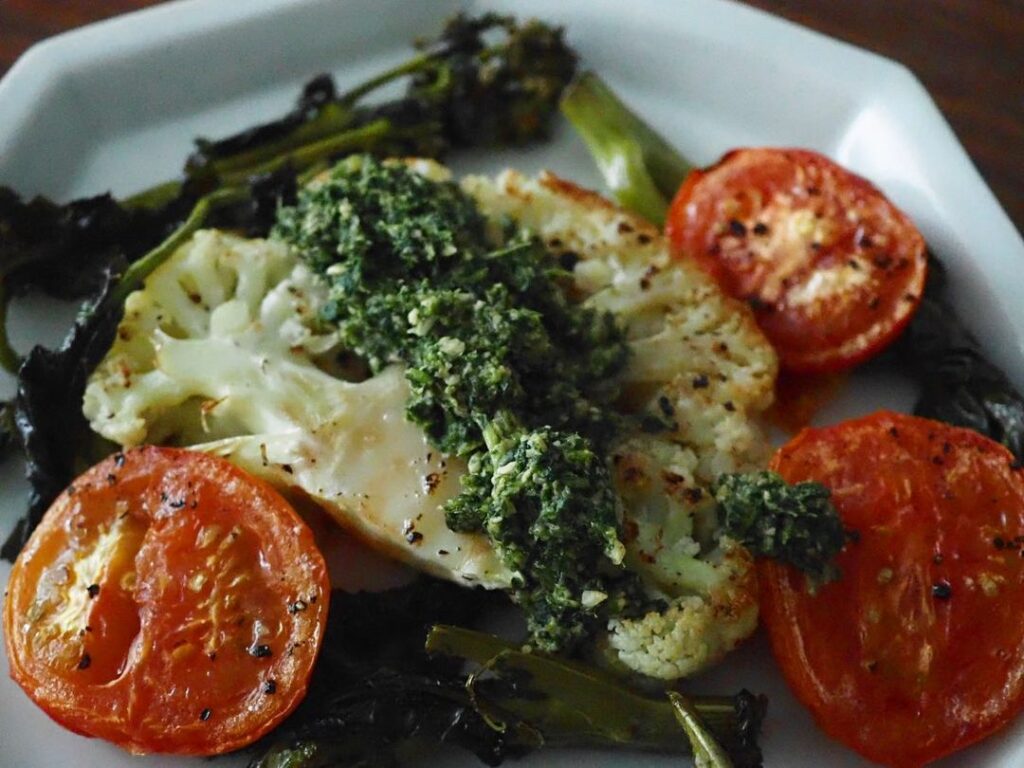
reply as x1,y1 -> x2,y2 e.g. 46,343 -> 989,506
895,256 -> 1024,460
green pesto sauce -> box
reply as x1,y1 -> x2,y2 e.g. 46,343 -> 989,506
273,155 -> 643,651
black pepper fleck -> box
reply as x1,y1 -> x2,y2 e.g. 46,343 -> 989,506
250,644 -> 273,658
753,222 -> 769,236
263,679 -> 277,695
200,708 -> 212,722
728,219 -> 747,237
692,374 -> 709,389
87,584 -> 100,598
289,600 -> 308,614
932,581 -> 953,600
77,653 -> 92,670
406,531 -> 424,544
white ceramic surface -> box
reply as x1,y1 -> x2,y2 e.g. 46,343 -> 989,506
1,1 -> 1023,766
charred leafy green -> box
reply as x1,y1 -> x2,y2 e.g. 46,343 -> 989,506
0,399 -> 16,459
894,256 -> 1024,460
246,584 -> 767,768
3,186 -> 259,558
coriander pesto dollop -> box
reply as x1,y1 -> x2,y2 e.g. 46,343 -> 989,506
273,155 -> 644,651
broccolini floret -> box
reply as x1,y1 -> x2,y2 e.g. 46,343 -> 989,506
273,155 -> 639,651
714,471 -> 846,582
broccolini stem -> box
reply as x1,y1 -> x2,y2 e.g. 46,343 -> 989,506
560,71 -> 692,226
427,625 -> 766,766
669,691 -> 736,768
338,52 -> 436,105
0,278 -> 21,374
217,119 -> 394,187
122,178 -> 184,211
112,186 -> 250,306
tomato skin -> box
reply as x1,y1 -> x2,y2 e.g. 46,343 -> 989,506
3,446 -> 329,755
761,411 -> 1024,767
666,148 -> 927,373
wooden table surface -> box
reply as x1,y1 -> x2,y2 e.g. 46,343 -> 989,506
1,0 -> 1020,233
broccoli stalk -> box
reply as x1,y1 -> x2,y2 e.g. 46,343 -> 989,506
669,692 -> 737,768
714,471 -> 846,583
559,72 -> 690,226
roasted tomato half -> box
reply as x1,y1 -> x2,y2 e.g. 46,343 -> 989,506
3,446 -> 329,755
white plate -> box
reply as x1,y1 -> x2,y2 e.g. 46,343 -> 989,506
2,1 -> 1023,766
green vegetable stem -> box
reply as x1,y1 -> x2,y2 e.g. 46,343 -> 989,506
560,71 -> 691,226
427,625 -> 766,767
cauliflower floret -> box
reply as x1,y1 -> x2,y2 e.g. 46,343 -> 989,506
604,435 -> 757,679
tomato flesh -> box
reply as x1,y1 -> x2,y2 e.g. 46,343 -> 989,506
761,411 -> 1024,767
3,446 -> 329,755
666,148 -> 927,373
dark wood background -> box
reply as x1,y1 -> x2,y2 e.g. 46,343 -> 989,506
0,0 -> 1020,233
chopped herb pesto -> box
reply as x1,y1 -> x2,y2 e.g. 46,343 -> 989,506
714,471 -> 846,583
274,155 -> 641,650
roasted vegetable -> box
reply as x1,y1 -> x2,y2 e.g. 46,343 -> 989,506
85,161 -> 776,680
247,599 -> 768,768
714,471 -> 846,583
2,187 -> 249,558
2,13 -> 578,560
0,12 -> 577,376
427,625 -> 766,766
0,399 -> 15,459
560,72 -> 690,226
895,256 -> 1024,460
274,155 -> 638,652
247,580 -> 513,768
669,692 -> 737,768
563,73 -> 1024,457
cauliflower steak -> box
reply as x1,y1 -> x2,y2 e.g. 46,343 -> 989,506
84,163 -> 777,680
